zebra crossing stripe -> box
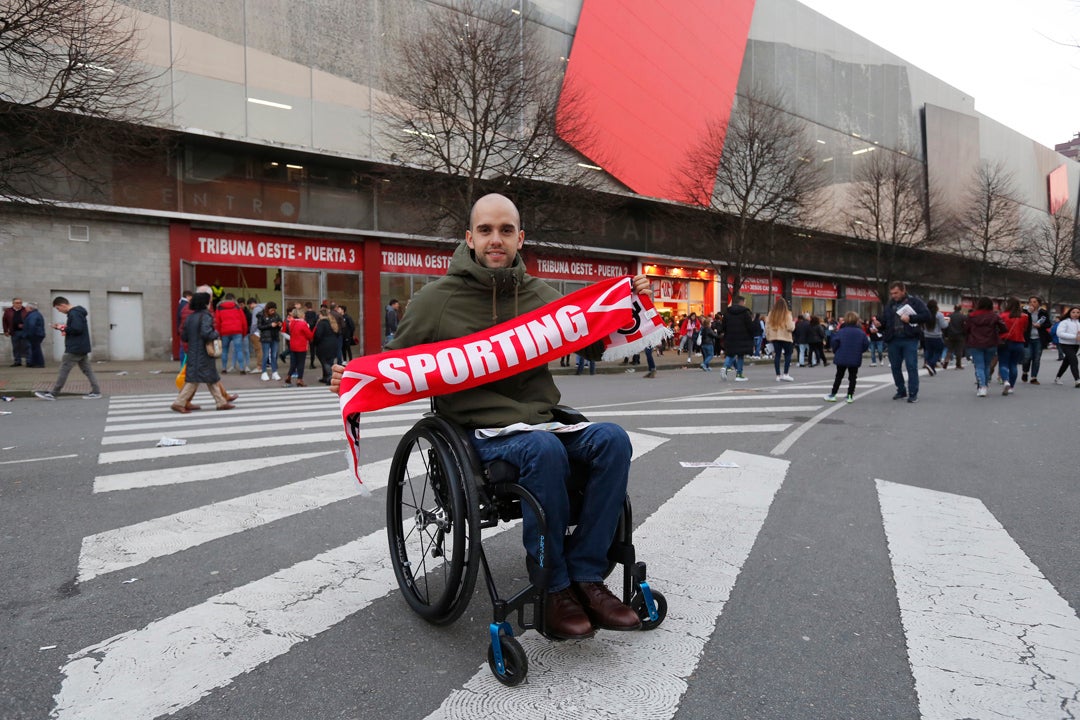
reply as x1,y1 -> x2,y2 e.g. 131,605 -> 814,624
92,452 -> 337,493
587,406 -> 819,417
877,480 -> 1080,719
95,426 -> 414,464
424,449 -> 789,719
641,423 -> 791,435
53,435 -> 671,720
100,417 -> 346,445
103,408 -> 423,435
79,455 -> 402,583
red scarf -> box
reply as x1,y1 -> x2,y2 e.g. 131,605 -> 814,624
339,276 -> 668,487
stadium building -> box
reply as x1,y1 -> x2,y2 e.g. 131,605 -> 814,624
2,0 -> 1078,361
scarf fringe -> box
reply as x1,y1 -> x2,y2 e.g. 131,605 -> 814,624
601,326 -> 673,362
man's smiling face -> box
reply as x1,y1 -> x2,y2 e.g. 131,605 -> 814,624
466,194 -> 524,269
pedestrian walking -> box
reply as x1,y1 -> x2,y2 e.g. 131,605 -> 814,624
824,312 -> 869,403
766,297 -> 795,382
793,313 -> 811,367
808,316 -> 828,367
921,299 -> 946,376
997,297 -> 1029,396
881,281 -> 931,403
1021,296 -> 1050,384
34,296 -> 102,400
313,307 -> 341,384
1051,306 -> 1080,387
698,317 -> 718,371
258,302 -> 284,381
963,297 -> 1007,397
214,293 -> 248,374
284,309 -> 315,386
941,305 -> 966,369
866,315 -> 885,366
170,291 -> 235,412
720,295 -> 754,381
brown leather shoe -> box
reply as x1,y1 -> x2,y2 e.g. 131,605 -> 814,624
170,404 -> 191,414
216,403 -> 236,411
226,393 -> 239,402
573,582 -> 642,631
186,404 -> 202,411
544,588 -> 595,640
296,379 -> 305,387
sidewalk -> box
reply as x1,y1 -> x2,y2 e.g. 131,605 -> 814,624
0,351 -> 817,398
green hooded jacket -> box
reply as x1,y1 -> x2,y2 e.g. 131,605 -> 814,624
387,242 -> 602,429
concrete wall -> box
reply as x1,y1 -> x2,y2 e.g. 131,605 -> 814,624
0,212 -> 172,363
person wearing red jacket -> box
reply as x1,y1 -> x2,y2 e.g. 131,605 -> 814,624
284,309 -> 315,387
997,297 -> 1030,396
213,293 -> 249,374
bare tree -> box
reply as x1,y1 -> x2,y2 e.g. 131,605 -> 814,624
953,160 -> 1024,296
845,147 -> 937,302
671,86 -> 826,303
377,0 -> 599,237
1025,203 -> 1080,308
0,0 -> 165,203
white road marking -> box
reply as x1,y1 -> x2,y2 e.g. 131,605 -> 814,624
424,449 -> 789,720
0,454 -> 79,466
662,392 -> 850,402
54,435 -> 672,720
769,381 -> 893,456
877,480 -> 1080,720
95,426 -> 412,465
79,457 -> 396,583
101,417 -> 346,445
92,453 -> 337,493
587,405 -> 819,417
103,408 -> 422,434
642,423 -> 791,435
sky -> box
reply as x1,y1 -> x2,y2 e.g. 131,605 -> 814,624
798,0 -> 1080,149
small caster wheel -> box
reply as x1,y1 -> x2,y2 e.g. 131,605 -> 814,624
488,634 -> 528,686
632,588 -> 667,631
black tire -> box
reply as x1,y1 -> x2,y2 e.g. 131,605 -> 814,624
632,588 -> 667,631
488,635 -> 528,686
387,419 -> 480,625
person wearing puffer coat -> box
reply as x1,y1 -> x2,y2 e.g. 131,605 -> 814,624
284,309 -> 315,387
824,312 -> 870,402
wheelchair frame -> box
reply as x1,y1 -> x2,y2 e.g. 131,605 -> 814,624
385,405 -> 666,686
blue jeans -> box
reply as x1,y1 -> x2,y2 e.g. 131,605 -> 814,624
923,337 -> 945,368
869,340 -> 885,364
998,341 -> 1024,386
221,334 -> 243,371
261,340 -> 279,372
575,354 -> 595,375
723,353 -> 745,374
1022,338 -> 1043,378
471,424 -> 631,592
797,343 -> 809,365
700,343 -> 715,368
969,347 -> 996,387
887,337 -> 920,397
644,346 -> 656,372
753,335 -> 764,356
771,340 -> 793,375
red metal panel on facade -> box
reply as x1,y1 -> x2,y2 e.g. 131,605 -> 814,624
1049,164 -> 1069,214
187,229 -> 363,271
557,0 -> 756,203
527,254 -> 632,281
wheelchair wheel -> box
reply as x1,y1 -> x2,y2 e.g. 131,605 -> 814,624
631,588 -> 667,631
487,635 -> 528,686
387,419 -> 480,625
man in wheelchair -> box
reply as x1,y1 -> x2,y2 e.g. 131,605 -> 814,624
333,193 -> 650,640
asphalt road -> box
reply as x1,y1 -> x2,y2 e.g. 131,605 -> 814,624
1,361 -> 1077,720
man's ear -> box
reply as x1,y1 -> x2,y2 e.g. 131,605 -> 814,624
465,230 -> 475,250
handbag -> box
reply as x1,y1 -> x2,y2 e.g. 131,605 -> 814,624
205,338 -> 222,358
175,361 -> 187,389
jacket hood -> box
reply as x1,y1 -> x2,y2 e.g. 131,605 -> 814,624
218,300 -> 238,310
726,304 -> 751,317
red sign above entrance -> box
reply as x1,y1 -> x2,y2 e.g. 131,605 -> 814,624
792,278 -> 838,299
729,275 -> 783,296
528,255 -> 633,281
845,285 -> 880,302
190,230 -> 362,271
380,245 -> 454,275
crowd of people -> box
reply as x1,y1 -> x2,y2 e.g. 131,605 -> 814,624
604,285 -> 1080,404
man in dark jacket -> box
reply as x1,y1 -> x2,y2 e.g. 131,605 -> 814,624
1021,295 -> 1050,384
334,193 -> 650,642
34,297 -> 102,400
881,281 -> 931,403
22,301 -> 46,368
3,297 -> 27,366
720,296 -> 755,381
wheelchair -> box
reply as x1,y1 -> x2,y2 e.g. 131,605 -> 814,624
385,404 -> 668,686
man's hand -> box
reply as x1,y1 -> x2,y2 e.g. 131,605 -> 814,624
330,363 -> 346,394
632,274 -> 652,296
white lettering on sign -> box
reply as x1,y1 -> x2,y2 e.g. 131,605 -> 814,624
375,305 -> 590,394
197,235 -> 356,266
536,258 -> 628,278
198,236 -> 256,258
381,250 -> 451,272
